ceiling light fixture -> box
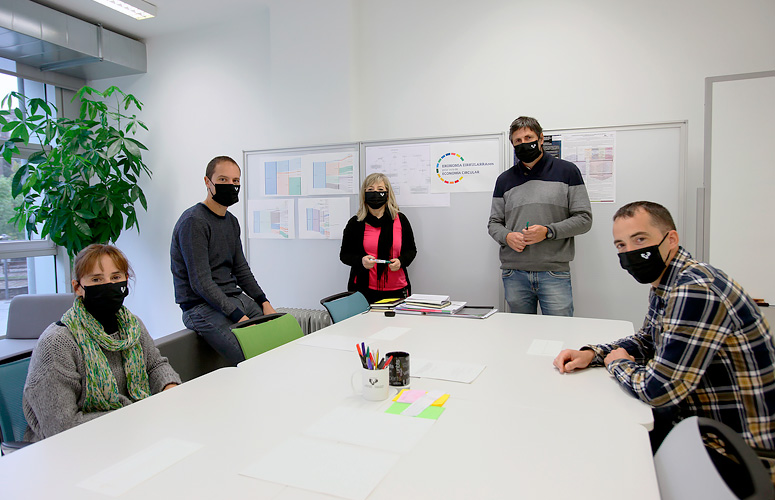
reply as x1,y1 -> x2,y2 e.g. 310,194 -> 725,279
91,0 -> 157,20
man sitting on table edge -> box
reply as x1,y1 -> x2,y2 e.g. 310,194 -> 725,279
553,201 -> 775,482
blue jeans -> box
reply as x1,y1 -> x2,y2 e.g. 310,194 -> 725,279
501,269 -> 574,316
182,293 -> 264,366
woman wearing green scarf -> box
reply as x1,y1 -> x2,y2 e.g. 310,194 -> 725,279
22,244 -> 181,441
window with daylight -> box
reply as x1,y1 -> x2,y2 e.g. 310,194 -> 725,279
0,71 -> 60,337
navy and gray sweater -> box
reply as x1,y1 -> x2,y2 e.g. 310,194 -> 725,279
488,154 -> 592,272
171,203 -> 268,323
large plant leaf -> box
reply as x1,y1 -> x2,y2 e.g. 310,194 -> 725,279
11,164 -> 29,198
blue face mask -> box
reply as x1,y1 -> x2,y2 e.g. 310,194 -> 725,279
618,232 -> 670,284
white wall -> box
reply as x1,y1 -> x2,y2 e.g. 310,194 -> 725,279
95,0 -> 774,336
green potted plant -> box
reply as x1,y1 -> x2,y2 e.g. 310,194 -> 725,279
0,86 -> 151,260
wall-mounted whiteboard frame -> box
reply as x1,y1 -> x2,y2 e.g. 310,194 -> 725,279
702,70 -> 775,302
243,143 -> 360,309
545,122 -> 687,326
359,133 -> 507,308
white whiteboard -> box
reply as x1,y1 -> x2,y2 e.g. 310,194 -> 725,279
243,143 -> 359,309
360,134 -> 506,307
552,123 -> 687,326
242,125 -> 687,327
705,72 -> 775,303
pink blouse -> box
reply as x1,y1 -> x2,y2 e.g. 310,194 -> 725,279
362,216 -> 408,291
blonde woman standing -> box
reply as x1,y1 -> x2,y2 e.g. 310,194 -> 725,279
340,173 -> 417,303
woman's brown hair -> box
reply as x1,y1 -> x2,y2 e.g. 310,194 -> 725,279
72,244 -> 134,286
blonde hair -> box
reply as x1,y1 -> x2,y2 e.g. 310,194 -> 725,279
356,173 -> 400,221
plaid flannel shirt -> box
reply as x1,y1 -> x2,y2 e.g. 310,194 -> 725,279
584,247 -> 775,453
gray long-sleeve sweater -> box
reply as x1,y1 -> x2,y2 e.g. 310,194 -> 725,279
488,154 -> 592,271
170,203 -> 268,323
22,318 -> 181,442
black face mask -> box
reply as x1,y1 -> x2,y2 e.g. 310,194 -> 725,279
365,191 -> 388,209
618,232 -> 670,284
210,182 -> 240,207
514,140 -> 542,164
81,281 -> 129,318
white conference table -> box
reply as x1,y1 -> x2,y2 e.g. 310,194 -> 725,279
240,311 -> 654,429
0,312 -> 659,499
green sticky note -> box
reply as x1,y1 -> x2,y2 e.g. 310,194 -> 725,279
385,402 -> 445,420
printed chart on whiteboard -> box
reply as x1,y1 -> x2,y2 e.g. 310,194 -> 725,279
247,199 -> 296,239
253,149 -> 359,197
364,143 -> 449,207
297,197 -> 350,240
546,132 -> 617,203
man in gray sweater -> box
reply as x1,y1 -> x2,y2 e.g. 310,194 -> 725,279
488,116 -> 592,316
171,156 -> 276,365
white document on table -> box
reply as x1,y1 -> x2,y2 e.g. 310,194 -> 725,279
241,436 -> 400,500
369,326 -> 411,341
411,358 -> 485,383
77,438 -> 203,497
297,334 -> 358,351
304,406 -> 434,453
527,339 -> 564,357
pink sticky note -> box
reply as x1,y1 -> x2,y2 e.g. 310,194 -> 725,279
396,389 -> 426,403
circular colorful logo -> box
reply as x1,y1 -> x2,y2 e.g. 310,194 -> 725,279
436,152 -> 464,184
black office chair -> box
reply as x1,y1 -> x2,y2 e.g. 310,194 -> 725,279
654,416 -> 775,500
0,357 -> 32,455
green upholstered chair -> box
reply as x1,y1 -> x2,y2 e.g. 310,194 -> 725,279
319,291 -> 370,324
232,313 -> 304,360
0,357 -> 32,455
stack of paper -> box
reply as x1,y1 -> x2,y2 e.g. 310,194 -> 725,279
395,301 -> 466,315
404,294 -> 451,308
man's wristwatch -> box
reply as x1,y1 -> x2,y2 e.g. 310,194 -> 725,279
545,226 -> 554,240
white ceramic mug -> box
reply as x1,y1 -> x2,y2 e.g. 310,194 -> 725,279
351,367 -> 389,401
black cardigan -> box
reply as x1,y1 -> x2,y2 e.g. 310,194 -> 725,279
339,212 -> 417,295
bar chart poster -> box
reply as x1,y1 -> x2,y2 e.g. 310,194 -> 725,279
246,146 -> 359,197
264,158 -> 303,196
248,199 -> 296,239
310,153 -> 357,195
297,197 -> 350,240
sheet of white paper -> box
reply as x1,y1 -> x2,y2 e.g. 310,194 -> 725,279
411,358 -> 486,383
241,436 -> 400,500
527,339 -> 564,357
297,334 -> 358,351
304,406 -> 434,453
369,326 -> 411,341
77,438 -> 203,497
401,390 -> 445,417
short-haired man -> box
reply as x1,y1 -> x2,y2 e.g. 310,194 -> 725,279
488,116 -> 592,316
554,201 -> 775,475
171,156 -> 276,365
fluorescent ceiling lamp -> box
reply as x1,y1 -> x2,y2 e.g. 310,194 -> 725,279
91,0 -> 157,20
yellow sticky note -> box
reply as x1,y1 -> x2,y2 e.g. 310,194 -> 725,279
432,394 -> 450,407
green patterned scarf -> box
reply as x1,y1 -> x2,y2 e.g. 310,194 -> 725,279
62,298 -> 151,412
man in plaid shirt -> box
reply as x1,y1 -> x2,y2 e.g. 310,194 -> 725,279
554,201 -> 775,478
